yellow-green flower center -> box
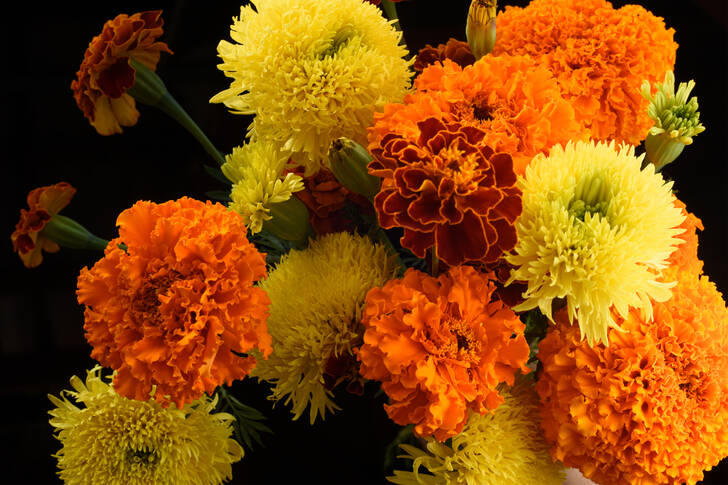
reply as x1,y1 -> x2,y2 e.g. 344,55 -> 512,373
569,173 -> 610,221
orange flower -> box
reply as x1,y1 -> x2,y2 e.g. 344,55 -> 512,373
72,10 -> 172,135
11,182 -> 76,268
493,0 -> 677,146
369,54 -> 584,176
369,116 -> 522,266
536,259 -> 728,483
358,266 -> 530,441
413,38 -> 475,73
77,198 -> 272,409
667,198 -> 704,276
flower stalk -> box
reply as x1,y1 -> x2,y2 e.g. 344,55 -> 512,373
128,58 -> 226,166
40,214 -> 109,252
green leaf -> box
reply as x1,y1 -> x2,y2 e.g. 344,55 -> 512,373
205,190 -> 232,203
204,164 -> 232,186
215,386 -> 273,451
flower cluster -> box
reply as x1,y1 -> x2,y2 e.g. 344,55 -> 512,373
9,1 -> 726,484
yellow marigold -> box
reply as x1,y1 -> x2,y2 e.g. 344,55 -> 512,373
210,0 -> 412,175
506,140 -> 685,346
389,376 -> 565,485
252,232 -> 398,424
493,0 -> 677,146
358,266 -> 530,441
536,265 -> 728,484
48,367 -> 243,485
223,140 -> 304,234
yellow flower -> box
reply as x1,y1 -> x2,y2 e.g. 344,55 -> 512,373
506,140 -> 685,345
388,376 -> 565,485
48,367 -> 243,485
223,140 -> 305,233
210,0 -> 412,175
252,232 -> 398,424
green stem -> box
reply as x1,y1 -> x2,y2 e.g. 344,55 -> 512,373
41,215 -> 109,251
430,249 -> 439,277
128,58 -> 226,166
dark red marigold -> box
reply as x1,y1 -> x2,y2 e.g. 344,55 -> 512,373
369,117 -> 522,266
413,38 -> 475,73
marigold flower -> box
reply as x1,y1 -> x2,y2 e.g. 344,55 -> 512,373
389,376 -> 565,485
369,117 -> 521,266
252,232 -> 398,424
536,265 -> 728,484
72,11 -> 172,135
222,140 -> 304,234
77,198 -> 272,409
49,367 -> 243,485
369,54 -> 584,176
11,182 -> 76,268
506,140 -> 685,346
210,0 -> 412,175
413,39 -> 475,73
358,266 -> 530,441
493,0 -> 677,146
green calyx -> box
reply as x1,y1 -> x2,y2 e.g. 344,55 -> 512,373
40,214 -> 109,252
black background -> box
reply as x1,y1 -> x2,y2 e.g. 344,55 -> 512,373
2,0 -> 727,483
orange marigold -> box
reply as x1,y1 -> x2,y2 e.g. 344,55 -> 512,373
667,198 -> 704,276
413,38 -> 475,73
358,266 -> 530,441
72,10 -> 172,135
77,197 -> 272,409
369,55 -> 584,176
11,182 -> 76,268
493,0 -> 677,146
369,116 -> 522,266
536,270 -> 728,483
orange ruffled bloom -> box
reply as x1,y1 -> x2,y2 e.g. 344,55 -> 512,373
358,266 -> 530,441
536,218 -> 728,484
413,39 -> 475,73
369,55 -> 584,176
369,116 -> 522,266
493,0 -> 677,146
72,10 -> 172,135
11,182 -> 76,268
77,198 -> 272,409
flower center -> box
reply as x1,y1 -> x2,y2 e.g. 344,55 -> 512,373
320,26 -> 358,58
125,446 -> 160,467
130,271 -> 181,325
444,317 -> 481,362
568,173 -> 610,221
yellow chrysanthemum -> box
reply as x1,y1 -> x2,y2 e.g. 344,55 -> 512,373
506,140 -> 685,345
210,0 -> 412,175
252,232 -> 398,424
388,376 -> 565,485
223,140 -> 304,233
48,367 -> 243,485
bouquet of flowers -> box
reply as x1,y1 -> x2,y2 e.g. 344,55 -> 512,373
8,0 -> 728,484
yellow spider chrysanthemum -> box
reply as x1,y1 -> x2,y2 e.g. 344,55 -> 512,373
252,232 -> 398,424
388,376 -> 565,485
48,367 -> 243,485
223,140 -> 304,233
506,140 -> 685,345
210,0 -> 412,175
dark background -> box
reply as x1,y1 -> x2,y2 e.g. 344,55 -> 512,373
2,1 -> 726,483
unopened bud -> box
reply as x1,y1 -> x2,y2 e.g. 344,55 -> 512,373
328,138 -> 381,201
263,196 -> 313,247
466,0 -> 497,60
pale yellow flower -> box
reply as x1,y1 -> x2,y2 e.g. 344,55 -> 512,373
210,0 -> 412,175
506,140 -> 685,345
223,140 -> 304,233
48,367 -> 243,485
388,376 -> 565,485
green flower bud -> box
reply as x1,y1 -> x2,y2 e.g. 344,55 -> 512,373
328,137 -> 381,201
466,0 -> 497,60
263,196 -> 314,248
40,215 -> 109,252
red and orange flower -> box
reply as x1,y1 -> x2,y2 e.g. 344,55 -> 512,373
357,266 -> 530,441
72,10 -> 172,135
369,116 -> 522,266
11,182 -> 76,268
77,197 -> 272,409
493,0 -> 677,145
536,215 -> 728,484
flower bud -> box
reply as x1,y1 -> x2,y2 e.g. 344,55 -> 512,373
41,215 -> 109,252
328,137 -> 381,201
466,0 -> 497,60
263,196 -> 314,247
